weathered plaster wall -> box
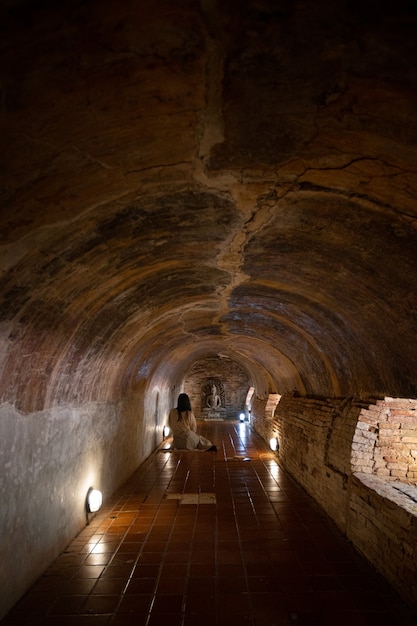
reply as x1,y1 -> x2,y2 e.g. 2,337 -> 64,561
0,399 -> 154,618
2,0 -> 417,407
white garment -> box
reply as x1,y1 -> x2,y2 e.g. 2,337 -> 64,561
168,408 -> 214,450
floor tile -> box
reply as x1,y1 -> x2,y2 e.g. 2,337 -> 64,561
116,593 -> 152,614
49,595 -> 88,614
1,421 -> 415,626
82,594 -> 120,614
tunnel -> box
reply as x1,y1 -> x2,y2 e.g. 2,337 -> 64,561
1,0 -> 417,619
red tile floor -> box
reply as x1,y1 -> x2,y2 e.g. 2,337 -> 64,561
2,421 -> 416,626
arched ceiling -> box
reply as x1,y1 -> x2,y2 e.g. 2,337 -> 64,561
1,0 -> 417,412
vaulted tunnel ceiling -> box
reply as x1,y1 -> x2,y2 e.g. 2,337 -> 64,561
1,0 -> 417,412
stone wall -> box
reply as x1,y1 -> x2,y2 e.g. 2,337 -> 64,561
0,397 -> 157,619
348,473 -> 417,609
251,394 -> 417,609
183,357 -> 249,419
351,397 -> 417,480
251,394 -> 364,529
250,394 -> 281,444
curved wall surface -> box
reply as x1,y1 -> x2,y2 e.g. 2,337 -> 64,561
1,0 -> 417,617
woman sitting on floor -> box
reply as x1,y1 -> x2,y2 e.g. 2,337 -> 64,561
168,393 -> 217,451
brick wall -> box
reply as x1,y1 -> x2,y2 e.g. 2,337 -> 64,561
348,472 -> 417,608
251,393 -> 417,609
250,394 -> 281,444
252,394 -> 365,530
351,397 -> 417,480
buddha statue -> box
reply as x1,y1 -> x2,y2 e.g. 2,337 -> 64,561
206,384 -> 221,409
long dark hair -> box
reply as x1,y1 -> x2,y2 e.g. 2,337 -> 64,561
177,393 -> 192,421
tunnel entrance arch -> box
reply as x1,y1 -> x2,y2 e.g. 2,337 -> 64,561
183,355 -> 251,419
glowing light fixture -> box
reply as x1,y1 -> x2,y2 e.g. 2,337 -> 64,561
163,425 -> 170,437
239,413 -> 245,422
269,437 -> 278,452
86,488 -> 102,513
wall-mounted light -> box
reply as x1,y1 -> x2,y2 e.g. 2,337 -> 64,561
86,487 -> 102,514
269,437 -> 278,452
163,425 -> 170,438
239,412 -> 245,422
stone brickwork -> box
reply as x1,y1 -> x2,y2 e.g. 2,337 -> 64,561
252,394 -> 366,530
251,393 -> 417,609
183,357 -> 249,419
351,397 -> 417,481
250,394 -> 281,444
348,473 -> 417,608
